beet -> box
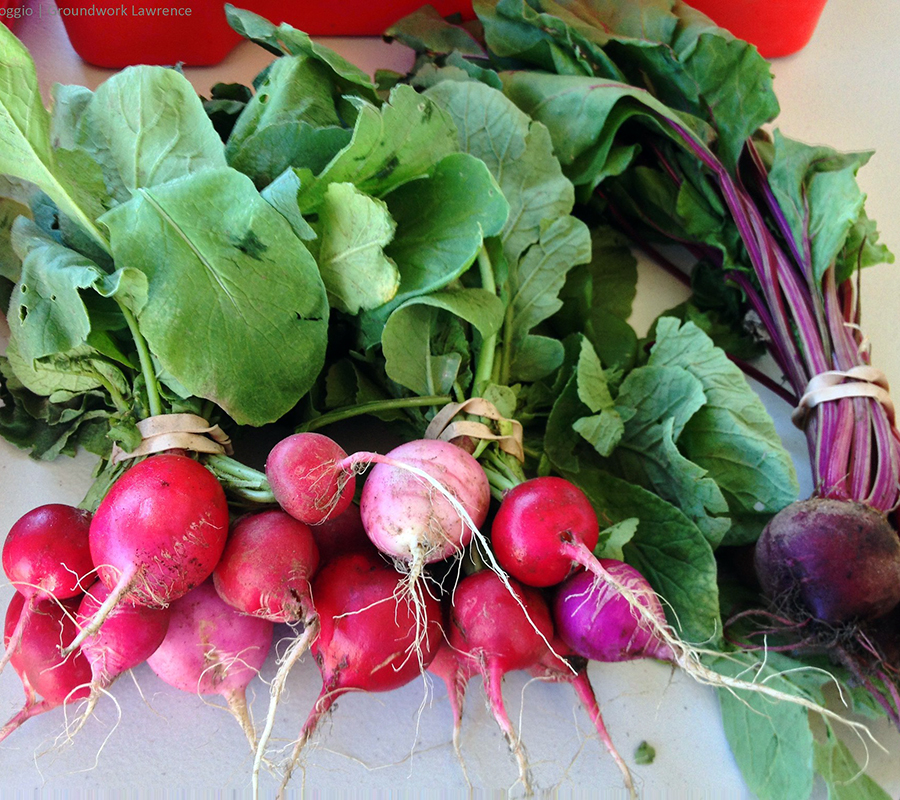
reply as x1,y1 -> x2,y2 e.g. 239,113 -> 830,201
754,498 -> 900,625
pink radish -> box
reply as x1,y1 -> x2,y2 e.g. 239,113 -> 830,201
278,550 -> 443,795
427,639 -> 476,784
1,504 -> 93,674
146,579 -> 273,750
265,432 -> 356,525
1,594 -> 92,742
447,569 -> 555,794
68,579 -> 171,732
64,454 -> 230,654
211,509 -> 321,792
529,637 -> 635,797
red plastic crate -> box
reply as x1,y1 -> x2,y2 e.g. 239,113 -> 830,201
54,0 -> 475,68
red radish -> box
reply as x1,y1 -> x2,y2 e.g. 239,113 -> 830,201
308,502 -> 372,563
277,550 -> 443,795
529,638 -> 634,798
211,509 -> 320,792
146,580 -> 273,750
447,570 -> 555,794
428,639 -> 476,777
68,579 -> 171,732
64,454 -> 230,655
265,432 -> 356,525
1,504 -> 93,675
491,477 -> 599,588
1,594 -> 92,742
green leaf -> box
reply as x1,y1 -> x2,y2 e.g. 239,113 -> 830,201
224,55 -> 351,187
714,651 -> 816,800
594,517 -> 637,561
382,288 -> 504,396
74,66 -> 226,206
383,152 -> 509,309
259,168 -> 317,240
814,731 -> 892,800
7,218 -> 105,362
295,84 -> 460,211
425,79 -> 577,267
562,467 -> 721,645
648,317 -> 799,541
100,167 -> 329,426
0,24 -> 108,251
312,182 -> 399,314
385,5 -> 487,57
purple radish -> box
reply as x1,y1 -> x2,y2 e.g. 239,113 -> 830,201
64,454 -> 230,655
68,579 -> 171,732
1,594 -> 92,742
146,579 -> 273,751
211,509 -> 320,791
1,504 -> 93,675
265,432 -> 356,525
553,564 -> 674,665
552,561 -> 865,733
447,570 -> 555,794
278,550 -> 443,795
529,637 -> 635,797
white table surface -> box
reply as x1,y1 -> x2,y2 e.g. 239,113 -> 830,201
1,1 -> 899,797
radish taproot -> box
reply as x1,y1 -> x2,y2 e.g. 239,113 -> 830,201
1,504 -> 93,675
68,579 -> 171,732
64,454 -> 230,655
145,579 -> 273,751
1,594 -> 92,742
446,569 -> 555,794
265,432 -> 356,525
211,509 -> 321,792
529,638 -> 635,798
277,550 -> 443,796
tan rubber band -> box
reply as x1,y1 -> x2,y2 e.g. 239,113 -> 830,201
425,398 -> 525,462
110,413 -> 233,463
791,366 -> 895,428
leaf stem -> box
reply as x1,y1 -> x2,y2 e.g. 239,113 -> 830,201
118,305 -> 162,418
473,245 -> 498,394
300,395 -> 452,432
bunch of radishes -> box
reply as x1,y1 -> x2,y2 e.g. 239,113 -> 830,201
0,431 -> 839,796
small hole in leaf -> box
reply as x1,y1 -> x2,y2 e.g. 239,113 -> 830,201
258,94 -> 269,104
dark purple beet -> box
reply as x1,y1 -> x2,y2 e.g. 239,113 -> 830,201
754,498 -> 900,625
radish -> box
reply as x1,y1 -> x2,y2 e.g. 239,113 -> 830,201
68,579 -> 171,733
145,579 -> 273,751
265,432 -> 356,525
308,502 -> 372,564
427,639 -> 475,781
528,638 -> 635,798
552,562 -> 875,735
211,509 -> 320,792
277,550 -> 443,796
64,454 -> 230,654
446,569 -> 555,794
1,504 -> 93,675
1,593 -> 92,742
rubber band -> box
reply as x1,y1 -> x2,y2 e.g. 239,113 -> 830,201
110,413 -> 233,463
424,398 -> 525,462
791,366 -> 895,429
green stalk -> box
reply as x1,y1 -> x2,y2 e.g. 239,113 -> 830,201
473,246 -> 499,395
119,304 -> 163,418
301,395 -> 452,432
